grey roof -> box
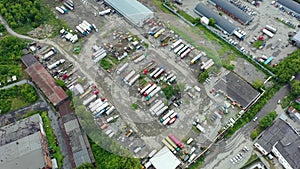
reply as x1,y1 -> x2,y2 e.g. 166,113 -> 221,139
277,0 -> 300,15
256,119 -> 299,153
104,0 -> 154,27
0,132 -> 46,169
194,3 -> 238,35
21,53 -> 38,67
292,30 -> 300,41
0,114 -> 46,169
0,114 -> 42,146
63,114 -> 91,167
275,139 -> 300,169
210,0 -> 253,24
214,72 -> 260,109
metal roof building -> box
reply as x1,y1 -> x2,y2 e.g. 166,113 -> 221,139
292,30 -> 300,48
104,0 -> 154,27
277,0 -> 300,16
254,118 -> 300,169
149,146 -> 181,169
194,3 -> 238,35
214,71 -> 260,109
209,0 -> 253,25
0,114 -> 52,169
26,62 -> 68,107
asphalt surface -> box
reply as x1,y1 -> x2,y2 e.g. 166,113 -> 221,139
202,84 -> 290,168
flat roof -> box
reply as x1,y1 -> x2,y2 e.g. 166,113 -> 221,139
0,132 -> 46,169
214,72 -> 260,109
210,0 -> 253,24
0,114 -> 42,146
194,3 -> 238,35
104,0 -> 153,27
149,146 -> 181,169
63,114 -> 92,167
26,62 -> 68,106
256,119 -> 299,153
277,0 -> 300,15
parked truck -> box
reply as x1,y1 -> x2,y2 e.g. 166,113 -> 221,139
145,86 -> 161,101
83,94 -> 97,106
190,53 -> 202,65
155,106 -> 168,116
128,74 -> 140,86
153,68 -> 165,79
143,84 -> 157,97
150,100 -> 163,112
160,110 -> 174,122
47,59 -> 65,70
123,70 -> 136,82
180,48 -> 191,59
174,44 -> 185,54
170,39 -> 182,49
265,25 -> 277,33
99,9 -> 111,16
117,62 -> 129,74
76,25 -> 87,36
56,7 -> 65,14
261,28 -> 274,38
153,28 -> 165,38
105,106 -> 115,115
134,55 -> 146,63
139,83 -> 152,95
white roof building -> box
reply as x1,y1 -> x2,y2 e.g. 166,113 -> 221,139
149,146 -> 181,169
104,0 -> 154,27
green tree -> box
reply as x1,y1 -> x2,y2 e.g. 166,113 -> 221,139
291,80 -> 300,96
252,79 -> 264,90
208,18 -> 216,26
76,163 -> 95,169
251,129 -> 259,140
198,71 -> 209,83
55,79 -> 66,89
162,85 -> 174,99
259,111 -> 277,129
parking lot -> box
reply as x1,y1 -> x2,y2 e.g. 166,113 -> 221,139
27,0 -> 277,164
181,0 -> 299,66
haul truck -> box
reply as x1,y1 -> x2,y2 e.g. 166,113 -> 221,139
143,84 -> 157,97
146,86 -> 161,101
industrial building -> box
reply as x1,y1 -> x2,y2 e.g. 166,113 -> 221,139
104,0 -> 154,27
194,3 -> 238,35
254,118 -> 300,169
0,114 -> 52,169
61,113 -> 94,167
24,61 -> 68,108
209,0 -> 253,25
214,72 -> 260,109
149,146 -> 181,169
292,30 -> 300,48
277,0 -> 300,18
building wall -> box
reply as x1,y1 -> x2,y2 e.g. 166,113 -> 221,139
254,143 -> 268,155
272,146 -> 293,169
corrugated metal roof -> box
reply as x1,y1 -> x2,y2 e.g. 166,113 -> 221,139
21,53 -> 38,67
194,3 -> 238,35
26,62 -> 68,106
210,0 -> 253,24
104,0 -> 153,27
277,0 -> 300,15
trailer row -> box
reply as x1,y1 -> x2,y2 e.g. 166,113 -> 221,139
75,20 -> 97,36
55,0 -> 74,14
162,134 -> 184,153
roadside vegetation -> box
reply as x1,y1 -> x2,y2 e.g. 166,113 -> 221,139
0,84 -> 38,114
251,111 -> 277,140
41,112 -> 63,168
0,36 -> 26,85
0,0 -> 67,36
100,58 -> 114,70
189,155 -> 205,169
131,103 -> 139,110
0,23 -> 7,36
76,163 -> 95,169
162,85 -> 174,99
241,153 -> 259,169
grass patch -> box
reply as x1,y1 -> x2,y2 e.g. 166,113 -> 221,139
153,0 -> 173,14
241,153 -> 259,169
108,55 -> 119,65
253,40 -> 263,49
41,112 -> 63,168
21,110 -> 41,119
162,85 -> 174,99
177,10 -> 196,23
10,98 -> 30,111
189,155 -> 205,169
131,103 -> 139,110
99,58 -> 114,70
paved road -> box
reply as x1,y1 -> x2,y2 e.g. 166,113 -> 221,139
202,84 -> 290,168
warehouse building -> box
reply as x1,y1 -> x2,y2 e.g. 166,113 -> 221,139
104,0 -> 154,27
254,118 -> 300,169
277,0 -> 300,18
292,30 -> 300,48
0,114 -> 52,169
209,0 -> 253,25
149,146 -> 181,169
214,71 -> 260,109
194,3 -> 238,35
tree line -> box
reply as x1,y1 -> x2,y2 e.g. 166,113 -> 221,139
0,0 -> 45,29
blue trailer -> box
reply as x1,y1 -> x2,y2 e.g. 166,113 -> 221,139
264,56 -> 273,65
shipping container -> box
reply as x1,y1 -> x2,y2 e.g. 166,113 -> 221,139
150,100 -> 163,112
151,102 -> 164,116
155,106 -> 168,116
261,28 -> 274,38
265,25 -> 277,33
